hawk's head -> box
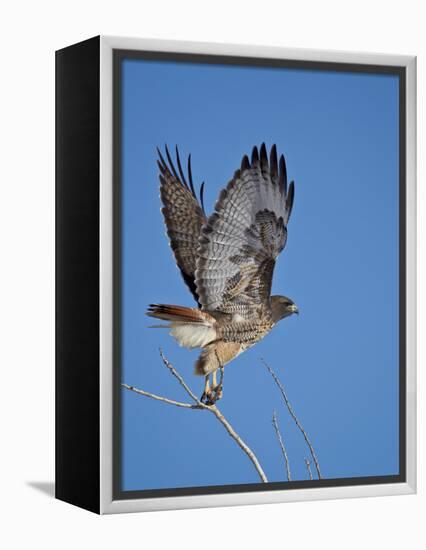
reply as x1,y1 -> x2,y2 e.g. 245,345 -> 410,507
270,295 -> 299,322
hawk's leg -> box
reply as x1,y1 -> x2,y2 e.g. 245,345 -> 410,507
200,367 -> 224,405
200,375 -> 211,405
212,367 -> 224,401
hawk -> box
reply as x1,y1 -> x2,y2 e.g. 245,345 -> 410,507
147,143 -> 298,404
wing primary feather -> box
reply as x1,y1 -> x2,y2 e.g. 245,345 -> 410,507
157,147 -> 167,173
158,146 -> 200,201
279,154 -> 288,196
270,144 -> 278,180
186,153 -> 197,198
241,154 -> 250,171
165,144 -> 180,182
259,143 -> 269,178
259,142 -> 268,166
157,159 -> 166,174
200,181 -> 206,215
175,145 -> 190,191
251,146 -> 259,167
285,181 -> 295,222
187,154 -> 197,198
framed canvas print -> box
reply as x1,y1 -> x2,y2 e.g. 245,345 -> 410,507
55,36 -> 417,514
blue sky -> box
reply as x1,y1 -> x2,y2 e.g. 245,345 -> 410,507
120,57 -> 399,491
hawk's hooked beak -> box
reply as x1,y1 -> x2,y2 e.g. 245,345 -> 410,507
289,304 -> 299,315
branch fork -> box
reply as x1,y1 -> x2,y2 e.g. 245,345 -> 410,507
122,349 -> 268,483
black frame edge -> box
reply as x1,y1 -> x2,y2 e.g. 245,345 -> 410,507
55,35 -> 101,514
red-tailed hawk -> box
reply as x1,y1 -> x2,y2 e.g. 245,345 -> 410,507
147,143 -> 298,404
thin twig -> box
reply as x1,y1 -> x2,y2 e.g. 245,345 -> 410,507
304,458 -> 313,480
272,410 -> 291,481
159,348 -> 200,404
121,384 -> 200,409
208,403 -> 267,482
261,359 -> 322,480
123,350 -> 268,483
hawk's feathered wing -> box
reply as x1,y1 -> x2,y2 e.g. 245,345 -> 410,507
195,143 -> 294,319
157,146 -> 207,306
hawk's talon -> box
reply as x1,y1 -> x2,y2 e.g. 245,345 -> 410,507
200,384 -> 223,406
200,391 -> 210,405
213,384 -> 223,401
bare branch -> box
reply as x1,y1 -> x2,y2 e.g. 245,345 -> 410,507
304,458 -> 313,480
159,348 -> 201,404
208,403 -> 268,482
261,359 -> 322,480
272,410 -> 291,481
123,351 -> 268,483
121,384 -> 200,409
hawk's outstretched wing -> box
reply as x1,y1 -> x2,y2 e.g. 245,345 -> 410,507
157,146 -> 207,306
195,143 -> 294,319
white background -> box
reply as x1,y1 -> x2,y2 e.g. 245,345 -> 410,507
0,0 -> 423,548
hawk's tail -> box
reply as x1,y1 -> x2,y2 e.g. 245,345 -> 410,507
147,304 -> 207,323
146,304 -> 217,350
